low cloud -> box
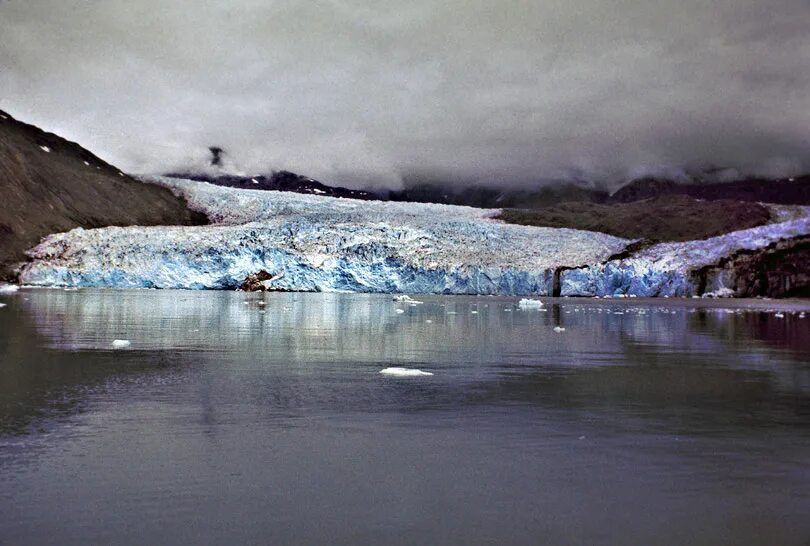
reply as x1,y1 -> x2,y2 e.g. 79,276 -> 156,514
2,0 -> 809,188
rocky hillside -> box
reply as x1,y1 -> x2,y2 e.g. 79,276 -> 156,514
496,195 -> 772,242
609,175 -> 810,205
0,109 -> 206,280
164,170 -> 377,200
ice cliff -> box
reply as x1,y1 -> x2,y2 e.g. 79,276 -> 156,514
18,177 -> 810,296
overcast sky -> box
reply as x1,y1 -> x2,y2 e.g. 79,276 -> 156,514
2,0 -> 809,188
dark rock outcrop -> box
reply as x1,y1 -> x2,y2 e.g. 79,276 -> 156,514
693,236 -> 810,298
239,270 -> 288,292
0,109 -> 206,280
164,170 -> 377,200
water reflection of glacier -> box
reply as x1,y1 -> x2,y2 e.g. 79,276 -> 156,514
20,289 -> 810,390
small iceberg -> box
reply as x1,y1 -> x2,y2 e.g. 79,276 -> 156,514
518,298 -> 544,309
379,367 -> 433,377
0,303 -> 6,308
553,326 -> 566,332
111,339 -> 131,349
0,284 -> 19,293
393,295 -> 423,304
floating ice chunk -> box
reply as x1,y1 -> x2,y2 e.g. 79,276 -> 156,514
395,308 -> 405,314
0,303 -> 6,308
39,145 -> 51,153
471,310 -> 478,314
251,178 -> 259,184
0,114 -> 7,120
379,367 -> 433,377
118,172 -> 125,177
518,298 -> 544,309
553,326 -> 566,332
425,319 -> 433,323
312,189 -> 326,194
774,313 -> 785,318
0,284 -> 19,293
393,295 -> 422,303
703,287 -> 735,298
111,339 -> 131,349
83,161 -> 90,166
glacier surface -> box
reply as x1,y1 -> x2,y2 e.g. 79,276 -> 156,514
18,177 -> 810,296
561,212 -> 810,297
19,177 -> 628,294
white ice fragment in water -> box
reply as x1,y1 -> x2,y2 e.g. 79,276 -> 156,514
251,178 -> 259,184
471,310 -> 478,314
518,298 -> 544,309
84,161 -> 90,166
553,326 -> 566,332
774,313 -> 785,318
379,367 -> 433,377
111,339 -> 131,349
393,295 -> 422,304
0,303 -> 6,308
257,301 -> 266,306
39,145 -> 51,153
0,284 -> 19,293
118,172 -> 125,177
395,309 -> 405,314
425,319 -> 433,323
703,287 -> 735,298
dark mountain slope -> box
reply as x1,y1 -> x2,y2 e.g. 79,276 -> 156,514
497,195 -> 772,242
609,176 -> 810,205
0,109 -> 205,280
165,171 -> 376,200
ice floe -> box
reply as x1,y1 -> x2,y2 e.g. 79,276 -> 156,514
379,367 -> 433,377
518,298 -> 544,309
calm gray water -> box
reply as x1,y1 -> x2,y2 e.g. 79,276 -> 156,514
1,289 -> 810,545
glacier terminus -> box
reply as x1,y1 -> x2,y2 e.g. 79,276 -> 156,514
18,177 -> 810,297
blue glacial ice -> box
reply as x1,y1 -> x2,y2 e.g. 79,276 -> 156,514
561,211 -> 810,297
18,177 -> 810,296
19,177 -> 628,294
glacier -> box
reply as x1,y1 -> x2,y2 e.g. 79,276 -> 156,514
18,177 -> 810,296
561,212 -> 810,297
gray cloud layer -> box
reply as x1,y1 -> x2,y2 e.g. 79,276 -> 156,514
2,0 -> 809,188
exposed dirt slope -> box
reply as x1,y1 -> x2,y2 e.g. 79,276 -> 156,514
0,109 -> 206,279
496,195 -> 772,242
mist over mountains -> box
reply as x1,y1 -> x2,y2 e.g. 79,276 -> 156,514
3,0 -> 810,188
